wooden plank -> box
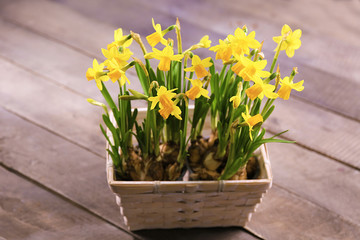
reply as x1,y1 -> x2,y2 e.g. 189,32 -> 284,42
133,0 -> 360,116
47,0 -> 360,121
1,61 -> 360,237
0,3 -> 359,170
0,0 -> 358,237
200,114 -> 360,225
2,50 -> 359,228
2,102 -> 360,239
269,141 -> 360,225
264,97 -> 360,169
0,0 -> 359,220
0,107 -> 125,228
0,17 -> 143,106
136,0 -> 360,79
0,108 -> 258,239
0,167 -> 133,240
0,55 -> 105,156
248,187 -> 360,240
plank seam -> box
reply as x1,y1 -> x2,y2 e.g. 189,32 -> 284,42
1,16 -> 98,60
273,184 -> 360,228
0,46 -> 358,171
0,162 -> 144,240
1,160 -> 359,237
0,55 -> 89,100
1,106 -> 359,234
1,106 -> 103,159
268,130 -> 360,172
2,15 -> 360,124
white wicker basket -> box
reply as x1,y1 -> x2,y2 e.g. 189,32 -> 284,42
106,144 -> 272,231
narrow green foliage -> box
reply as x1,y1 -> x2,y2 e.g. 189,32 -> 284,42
135,63 -> 150,95
86,21 -> 302,181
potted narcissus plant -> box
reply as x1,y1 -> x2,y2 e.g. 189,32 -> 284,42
86,19 -> 303,230
187,24 -> 303,181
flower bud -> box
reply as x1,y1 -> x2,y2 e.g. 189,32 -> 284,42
133,57 -> 148,77
130,31 -> 147,54
87,98 -> 108,114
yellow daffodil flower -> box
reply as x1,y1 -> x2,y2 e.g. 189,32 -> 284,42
148,86 -> 177,109
107,59 -> 130,86
230,96 -> 241,109
148,86 -> 182,120
185,35 -> 212,52
228,28 -> 261,55
185,78 -> 210,100
232,55 -> 270,82
146,18 -> 168,47
245,79 -> 278,100
241,106 -> 263,140
86,59 -> 109,90
107,28 -> 132,50
209,39 -> 233,62
159,103 -> 182,120
184,55 -> 213,78
144,46 -> 183,71
273,24 -> 302,58
102,47 -> 132,66
277,76 -> 304,100
199,35 -> 211,48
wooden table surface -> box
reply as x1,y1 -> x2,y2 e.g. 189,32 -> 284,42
1,0 -> 359,239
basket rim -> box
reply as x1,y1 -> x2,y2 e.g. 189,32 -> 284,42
106,143 -> 272,187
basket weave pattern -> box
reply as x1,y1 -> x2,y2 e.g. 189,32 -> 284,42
107,145 -> 272,231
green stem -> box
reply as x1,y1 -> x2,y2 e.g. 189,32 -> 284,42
186,72 -> 194,91
144,102 -> 151,158
261,99 -> 275,115
151,107 -> 160,156
182,57 -> 187,92
100,83 -> 117,110
216,106 -> 235,159
178,100 -> 188,164
269,40 -> 283,73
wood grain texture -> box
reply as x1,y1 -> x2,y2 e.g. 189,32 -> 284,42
0,56 -> 105,156
0,107 -> 257,240
0,106 -> 125,229
2,106 -> 359,239
0,167 -> 134,240
50,0 -> 360,121
0,0 -> 359,238
0,0 -> 359,169
248,187 -> 360,240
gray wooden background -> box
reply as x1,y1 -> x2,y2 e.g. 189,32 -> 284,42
1,0 -> 360,239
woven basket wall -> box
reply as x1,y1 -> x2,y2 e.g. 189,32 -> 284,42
106,145 -> 272,231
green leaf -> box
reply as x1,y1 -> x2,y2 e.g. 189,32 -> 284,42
102,114 -> 120,147
148,67 -> 157,83
107,148 -> 120,169
100,124 -> 112,146
135,63 -> 149,95
128,108 -> 138,130
270,130 -> 290,139
100,82 -> 117,110
263,105 -> 275,121
251,98 -> 261,115
209,59 -> 215,77
248,137 -> 294,155
220,155 -> 247,180
157,68 -> 165,86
